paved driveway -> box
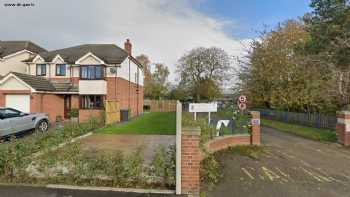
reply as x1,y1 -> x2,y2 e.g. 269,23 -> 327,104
79,134 -> 175,164
204,126 -> 350,197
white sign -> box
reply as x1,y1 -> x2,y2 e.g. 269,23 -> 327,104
251,119 -> 260,125
216,120 -> 230,130
189,103 -> 217,113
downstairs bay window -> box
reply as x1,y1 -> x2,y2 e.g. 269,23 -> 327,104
80,95 -> 104,109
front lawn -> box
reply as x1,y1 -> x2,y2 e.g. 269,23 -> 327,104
262,118 -> 337,142
97,112 -> 176,135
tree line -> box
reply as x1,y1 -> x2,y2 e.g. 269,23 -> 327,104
238,0 -> 350,114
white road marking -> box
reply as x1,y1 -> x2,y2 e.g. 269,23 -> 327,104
242,168 -> 255,180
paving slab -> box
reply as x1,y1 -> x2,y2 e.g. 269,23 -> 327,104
79,134 -> 176,164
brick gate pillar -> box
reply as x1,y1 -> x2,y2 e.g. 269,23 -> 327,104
250,111 -> 261,145
181,127 -> 201,196
336,111 -> 350,146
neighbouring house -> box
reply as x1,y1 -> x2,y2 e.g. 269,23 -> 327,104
0,39 -> 144,123
0,40 -> 47,76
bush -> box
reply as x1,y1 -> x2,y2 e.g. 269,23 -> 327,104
182,112 -> 215,145
0,116 -> 103,183
68,109 -> 79,118
151,145 -> 176,187
200,153 -> 221,189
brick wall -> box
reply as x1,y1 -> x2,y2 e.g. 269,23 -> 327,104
181,127 -> 201,196
79,109 -> 103,123
106,77 -> 143,117
206,135 -> 251,153
178,111 -> 261,196
336,111 -> 350,146
71,95 -> 79,109
30,93 -> 65,122
250,111 -> 261,145
0,93 -> 4,106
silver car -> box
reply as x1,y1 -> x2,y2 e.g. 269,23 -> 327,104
0,107 -> 50,137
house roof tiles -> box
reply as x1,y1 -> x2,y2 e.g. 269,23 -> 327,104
0,41 -> 47,58
10,72 -> 78,93
25,44 -> 128,64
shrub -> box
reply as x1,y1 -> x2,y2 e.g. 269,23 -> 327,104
68,108 -> 79,118
0,116 -> 103,183
182,112 -> 215,145
151,145 -> 176,187
200,153 -> 222,189
123,148 -> 144,186
110,150 -> 125,185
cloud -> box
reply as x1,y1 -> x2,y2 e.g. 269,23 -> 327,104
0,0 -> 249,82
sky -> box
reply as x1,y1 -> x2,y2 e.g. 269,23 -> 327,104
0,0 -> 311,82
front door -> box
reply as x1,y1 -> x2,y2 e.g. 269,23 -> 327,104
64,95 -> 71,119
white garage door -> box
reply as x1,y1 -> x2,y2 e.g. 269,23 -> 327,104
5,94 -> 30,113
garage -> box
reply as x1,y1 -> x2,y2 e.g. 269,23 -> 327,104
5,94 -> 30,112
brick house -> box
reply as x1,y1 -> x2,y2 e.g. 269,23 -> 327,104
0,39 -> 144,122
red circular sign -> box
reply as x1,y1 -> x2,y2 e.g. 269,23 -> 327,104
238,95 -> 247,103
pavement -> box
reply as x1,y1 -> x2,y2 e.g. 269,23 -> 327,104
79,134 -> 176,164
0,185 -> 182,197
204,126 -> 350,197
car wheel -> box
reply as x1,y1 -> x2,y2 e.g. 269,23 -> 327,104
36,120 -> 49,132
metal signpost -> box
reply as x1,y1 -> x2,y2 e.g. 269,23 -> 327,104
189,102 -> 218,124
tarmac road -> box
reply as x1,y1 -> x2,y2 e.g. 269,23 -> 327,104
0,185 -> 183,197
203,126 -> 350,197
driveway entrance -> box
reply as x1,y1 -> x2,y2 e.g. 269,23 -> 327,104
79,134 -> 176,164
204,126 -> 350,197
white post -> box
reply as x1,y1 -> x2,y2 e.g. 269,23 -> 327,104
176,101 -> 182,195
208,112 -> 211,125
194,112 -> 197,120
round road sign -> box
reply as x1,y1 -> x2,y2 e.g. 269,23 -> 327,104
238,95 -> 247,103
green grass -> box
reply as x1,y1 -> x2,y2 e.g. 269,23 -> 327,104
97,112 -> 176,135
261,118 -> 337,142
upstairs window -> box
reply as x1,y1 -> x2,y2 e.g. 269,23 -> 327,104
56,64 -> 66,76
80,95 -> 104,109
36,64 -> 46,76
80,65 -> 104,80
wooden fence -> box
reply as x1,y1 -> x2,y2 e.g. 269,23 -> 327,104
144,99 -> 177,112
105,100 -> 120,125
257,109 -> 337,129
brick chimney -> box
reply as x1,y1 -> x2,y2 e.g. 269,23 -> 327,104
124,39 -> 132,56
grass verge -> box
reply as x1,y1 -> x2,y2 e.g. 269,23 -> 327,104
97,112 -> 176,135
261,118 -> 337,142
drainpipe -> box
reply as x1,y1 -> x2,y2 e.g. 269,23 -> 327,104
128,58 -> 131,111
137,67 -> 139,115
40,94 -> 44,112
115,66 -> 118,101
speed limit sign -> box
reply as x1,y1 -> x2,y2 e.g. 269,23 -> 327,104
238,95 -> 247,103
